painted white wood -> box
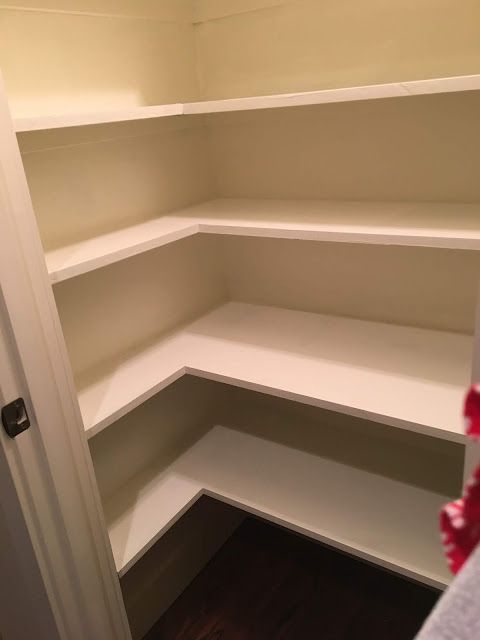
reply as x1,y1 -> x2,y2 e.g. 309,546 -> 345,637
80,333 -> 187,437
106,425 -> 451,588
47,216 -> 198,283
13,74 -> 480,131
0,74 -> 131,639
80,302 -> 470,442
15,103 -> 183,132
184,75 -> 480,114
184,82 -> 409,113
403,75 -> 480,96
0,309 -> 61,640
46,199 -> 480,282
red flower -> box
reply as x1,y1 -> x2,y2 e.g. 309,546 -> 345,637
441,385 -> 480,574
464,385 -> 480,440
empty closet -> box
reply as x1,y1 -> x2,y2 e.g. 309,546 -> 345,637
0,2 -> 479,638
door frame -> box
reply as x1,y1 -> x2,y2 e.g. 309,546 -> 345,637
0,72 -> 131,640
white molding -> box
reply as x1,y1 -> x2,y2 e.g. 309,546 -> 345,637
0,73 -> 131,640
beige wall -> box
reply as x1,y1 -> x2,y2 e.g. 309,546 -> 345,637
54,235 -> 227,380
4,0 -> 479,115
20,118 -> 213,251
0,1 -> 197,116
193,0 -> 283,23
0,1 -> 193,19
4,4 -> 477,635
207,92 -> 480,203
194,0 -> 480,99
89,377 -> 221,500
53,231 -> 479,387
222,386 -> 463,496
221,237 -> 480,335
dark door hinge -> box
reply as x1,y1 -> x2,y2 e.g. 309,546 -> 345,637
2,398 -> 30,438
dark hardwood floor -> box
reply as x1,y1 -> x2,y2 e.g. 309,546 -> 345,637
145,517 -> 439,640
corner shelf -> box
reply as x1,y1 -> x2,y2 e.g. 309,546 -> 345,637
80,302 -> 470,442
47,216 -> 198,283
4,2 -> 476,632
47,199 -> 480,283
107,424 -> 451,588
14,74 -> 480,132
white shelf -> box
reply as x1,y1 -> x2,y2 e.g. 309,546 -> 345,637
183,74 -> 480,114
14,103 -> 183,133
14,74 -> 480,132
80,302 -> 471,441
187,198 -> 480,248
47,199 -> 480,282
47,217 -> 198,283
107,425 -> 451,587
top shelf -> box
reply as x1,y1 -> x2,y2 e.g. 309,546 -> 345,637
14,74 -> 480,132
14,103 -> 183,133
183,74 -> 480,115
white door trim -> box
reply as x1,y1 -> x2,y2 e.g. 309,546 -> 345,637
0,71 -> 131,640
0,306 -> 61,640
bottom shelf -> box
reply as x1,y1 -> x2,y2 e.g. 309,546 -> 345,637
106,425 -> 451,588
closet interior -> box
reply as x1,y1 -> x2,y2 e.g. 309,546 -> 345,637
1,1 -> 479,637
